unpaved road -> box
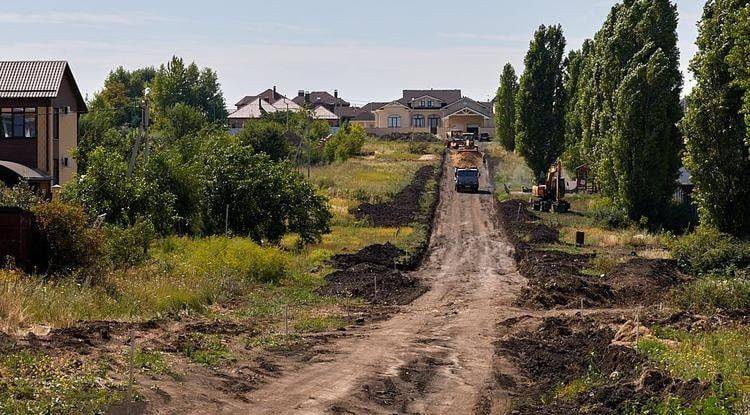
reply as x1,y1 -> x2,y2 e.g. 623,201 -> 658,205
248,153 -> 527,414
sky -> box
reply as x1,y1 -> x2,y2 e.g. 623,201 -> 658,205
0,0 -> 704,108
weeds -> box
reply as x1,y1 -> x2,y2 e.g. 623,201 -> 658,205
179,333 -> 233,367
673,275 -> 750,313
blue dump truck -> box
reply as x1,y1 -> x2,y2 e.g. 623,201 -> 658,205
455,168 -> 480,193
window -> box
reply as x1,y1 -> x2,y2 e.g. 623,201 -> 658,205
53,159 -> 60,185
420,99 -> 425,108
412,114 -> 425,128
427,100 -> 433,108
53,108 -> 60,140
388,116 -> 401,128
1,107 -> 36,138
428,116 -> 440,128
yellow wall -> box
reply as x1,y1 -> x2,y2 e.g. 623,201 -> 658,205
36,106 -> 48,172
445,114 -> 486,131
58,112 -> 77,185
374,104 -> 411,128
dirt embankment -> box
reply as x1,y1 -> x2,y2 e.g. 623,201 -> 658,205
499,315 -> 709,415
498,199 -> 688,309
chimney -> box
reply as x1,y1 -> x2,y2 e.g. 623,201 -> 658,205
273,86 -> 277,99
305,91 -> 311,104
334,89 -> 338,99
298,90 -> 305,97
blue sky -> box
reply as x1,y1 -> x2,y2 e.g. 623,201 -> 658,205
0,0 -> 704,107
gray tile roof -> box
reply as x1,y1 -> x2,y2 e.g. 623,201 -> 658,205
0,61 -> 68,98
235,88 -> 287,108
442,97 -> 493,118
398,89 -> 461,105
292,91 -> 349,107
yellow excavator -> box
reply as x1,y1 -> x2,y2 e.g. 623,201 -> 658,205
531,160 -> 570,213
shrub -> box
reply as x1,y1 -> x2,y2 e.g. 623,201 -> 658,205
674,275 -> 750,313
670,227 -> 750,275
31,200 -> 103,275
102,220 -> 157,269
588,197 -> 632,229
0,181 -> 42,209
407,142 -> 430,154
324,124 -> 366,163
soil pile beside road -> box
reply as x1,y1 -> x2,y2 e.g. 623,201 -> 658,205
330,243 -> 405,269
352,165 -> 435,227
499,315 -> 709,415
318,263 -> 428,305
498,200 -> 687,309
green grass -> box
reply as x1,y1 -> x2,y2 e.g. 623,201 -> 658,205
179,333 -> 233,367
637,328 -> 750,413
0,351 -> 125,414
131,348 -> 170,376
487,144 -> 535,198
294,315 -> 346,333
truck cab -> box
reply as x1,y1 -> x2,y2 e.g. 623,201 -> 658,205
455,168 -> 480,193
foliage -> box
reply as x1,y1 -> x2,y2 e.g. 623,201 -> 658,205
149,56 -> 227,123
201,142 -> 331,243
179,333 -> 232,367
62,147 -> 177,234
562,40 -> 593,171
323,123 -> 366,163
515,24 -> 567,178
102,219 -> 156,269
674,275 -> 750,313
0,181 -> 42,209
670,227 -> 750,276
495,63 -> 518,151
31,200 -> 103,275
682,0 -> 750,237
152,102 -> 208,145
236,118 -> 292,162
0,351 -> 124,414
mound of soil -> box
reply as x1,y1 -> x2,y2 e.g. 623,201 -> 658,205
498,200 -> 559,245
317,263 -> 428,305
500,316 -> 709,415
330,243 -> 405,269
603,258 -> 688,305
352,165 -> 435,227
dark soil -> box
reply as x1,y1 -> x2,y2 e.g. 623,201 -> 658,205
352,165 -> 435,227
499,316 -> 709,415
317,263 -> 428,305
330,242 -> 405,269
498,200 -> 687,309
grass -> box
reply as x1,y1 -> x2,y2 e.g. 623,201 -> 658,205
637,328 -> 750,413
487,144 -> 535,198
131,348 -> 171,376
0,351 -> 125,414
179,333 -> 233,367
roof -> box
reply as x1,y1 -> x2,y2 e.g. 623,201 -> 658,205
334,106 -> 363,118
398,89 -> 462,105
0,160 -> 51,181
228,96 -> 301,119
361,102 -> 387,112
312,105 -> 338,120
0,61 -> 86,110
442,97 -> 493,118
292,91 -> 349,107
235,88 -> 287,108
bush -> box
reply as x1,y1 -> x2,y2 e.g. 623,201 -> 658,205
324,124 -> 366,163
102,220 -> 157,269
31,200 -> 103,275
674,275 -> 750,313
0,181 -> 42,209
670,227 -> 750,276
589,197 -> 632,229
407,142 -> 430,154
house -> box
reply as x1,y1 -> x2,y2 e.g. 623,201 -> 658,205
292,90 -> 349,113
0,61 -> 86,191
228,87 -> 340,132
352,89 -> 494,137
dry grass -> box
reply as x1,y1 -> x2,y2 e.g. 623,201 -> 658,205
0,273 -> 28,333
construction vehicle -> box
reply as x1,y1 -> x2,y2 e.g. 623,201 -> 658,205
451,149 -> 484,193
531,160 -> 570,213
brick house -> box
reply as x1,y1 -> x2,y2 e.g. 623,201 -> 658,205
0,61 -> 86,191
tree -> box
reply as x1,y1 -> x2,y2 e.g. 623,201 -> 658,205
323,123 -> 366,163
236,119 -> 292,162
515,24 -> 567,178
562,40 -> 593,170
494,63 -> 518,151
683,0 -> 750,236
201,141 -> 331,243
149,56 -> 227,123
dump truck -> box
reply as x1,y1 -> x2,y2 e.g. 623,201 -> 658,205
531,160 -> 570,212
451,149 -> 483,193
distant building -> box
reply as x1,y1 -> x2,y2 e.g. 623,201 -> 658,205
0,61 -> 86,191
352,89 -> 494,137
292,90 -> 349,113
228,87 -> 340,132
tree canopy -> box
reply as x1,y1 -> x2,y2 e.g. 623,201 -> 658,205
495,63 -> 518,151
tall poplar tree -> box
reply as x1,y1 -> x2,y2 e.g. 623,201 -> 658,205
515,25 -> 567,179
495,63 -> 518,151
683,0 -> 750,236
562,40 -> 593,170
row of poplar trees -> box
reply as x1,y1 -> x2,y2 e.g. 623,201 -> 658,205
495,0 -> 750,236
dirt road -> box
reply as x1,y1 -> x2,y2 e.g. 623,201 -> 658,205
248,154 -> 526,414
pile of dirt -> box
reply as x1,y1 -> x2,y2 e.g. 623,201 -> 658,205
317,263 -> 427,305
500,316 -> 709,415
603,258 -> 689,305
450,150 -> 483,169
330,243 -> 405,269
352,165 -> 435,227
498,200 -> 559,244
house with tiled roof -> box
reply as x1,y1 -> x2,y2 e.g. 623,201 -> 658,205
292,90 -> 349,113
352,90 -> 494,137
0,61 -> 86,190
